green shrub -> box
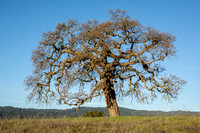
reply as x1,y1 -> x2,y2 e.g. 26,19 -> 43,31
82,111 -> 106,117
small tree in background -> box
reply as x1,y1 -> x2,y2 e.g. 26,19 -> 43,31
82,111 -> 106,117
25,9 -> 186,117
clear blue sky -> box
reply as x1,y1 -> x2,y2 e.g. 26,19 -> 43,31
0,0 -> 200,112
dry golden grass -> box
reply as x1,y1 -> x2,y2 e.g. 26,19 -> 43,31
0,116 -> 200,133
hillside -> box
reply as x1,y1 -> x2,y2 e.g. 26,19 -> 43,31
0,106 -> 198,119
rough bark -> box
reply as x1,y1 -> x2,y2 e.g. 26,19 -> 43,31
102,78 -> 120,117
104,91 -> 120,117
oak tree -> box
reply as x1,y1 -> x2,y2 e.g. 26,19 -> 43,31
25,10 -> 186,117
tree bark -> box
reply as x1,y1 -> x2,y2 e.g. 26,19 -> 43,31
102,78 -> 120,117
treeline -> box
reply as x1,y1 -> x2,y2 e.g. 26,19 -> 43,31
0,106 -> 199,119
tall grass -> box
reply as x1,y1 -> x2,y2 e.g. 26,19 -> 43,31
0,116 -> 200,133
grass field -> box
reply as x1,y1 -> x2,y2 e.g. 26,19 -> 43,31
0,116 -> 200,133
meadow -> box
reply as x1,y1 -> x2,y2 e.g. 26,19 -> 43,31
0,116 -> 200,133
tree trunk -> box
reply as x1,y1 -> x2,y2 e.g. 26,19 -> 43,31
102,78 -> 120,117
104,90 -> 120,117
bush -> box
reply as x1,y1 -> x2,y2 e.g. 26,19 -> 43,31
82,111 -> 106,117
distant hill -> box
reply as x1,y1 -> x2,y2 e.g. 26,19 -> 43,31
0,106 -> 199,119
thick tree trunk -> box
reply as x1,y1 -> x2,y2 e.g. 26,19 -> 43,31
102,78 -> 120,117
104,90 -> 120,117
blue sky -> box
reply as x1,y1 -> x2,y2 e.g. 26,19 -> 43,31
0,0 -> 200,112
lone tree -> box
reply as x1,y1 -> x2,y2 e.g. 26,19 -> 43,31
25,10 -> 186,117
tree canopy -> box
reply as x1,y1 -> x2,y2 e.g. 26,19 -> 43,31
25,9 -> 186,117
